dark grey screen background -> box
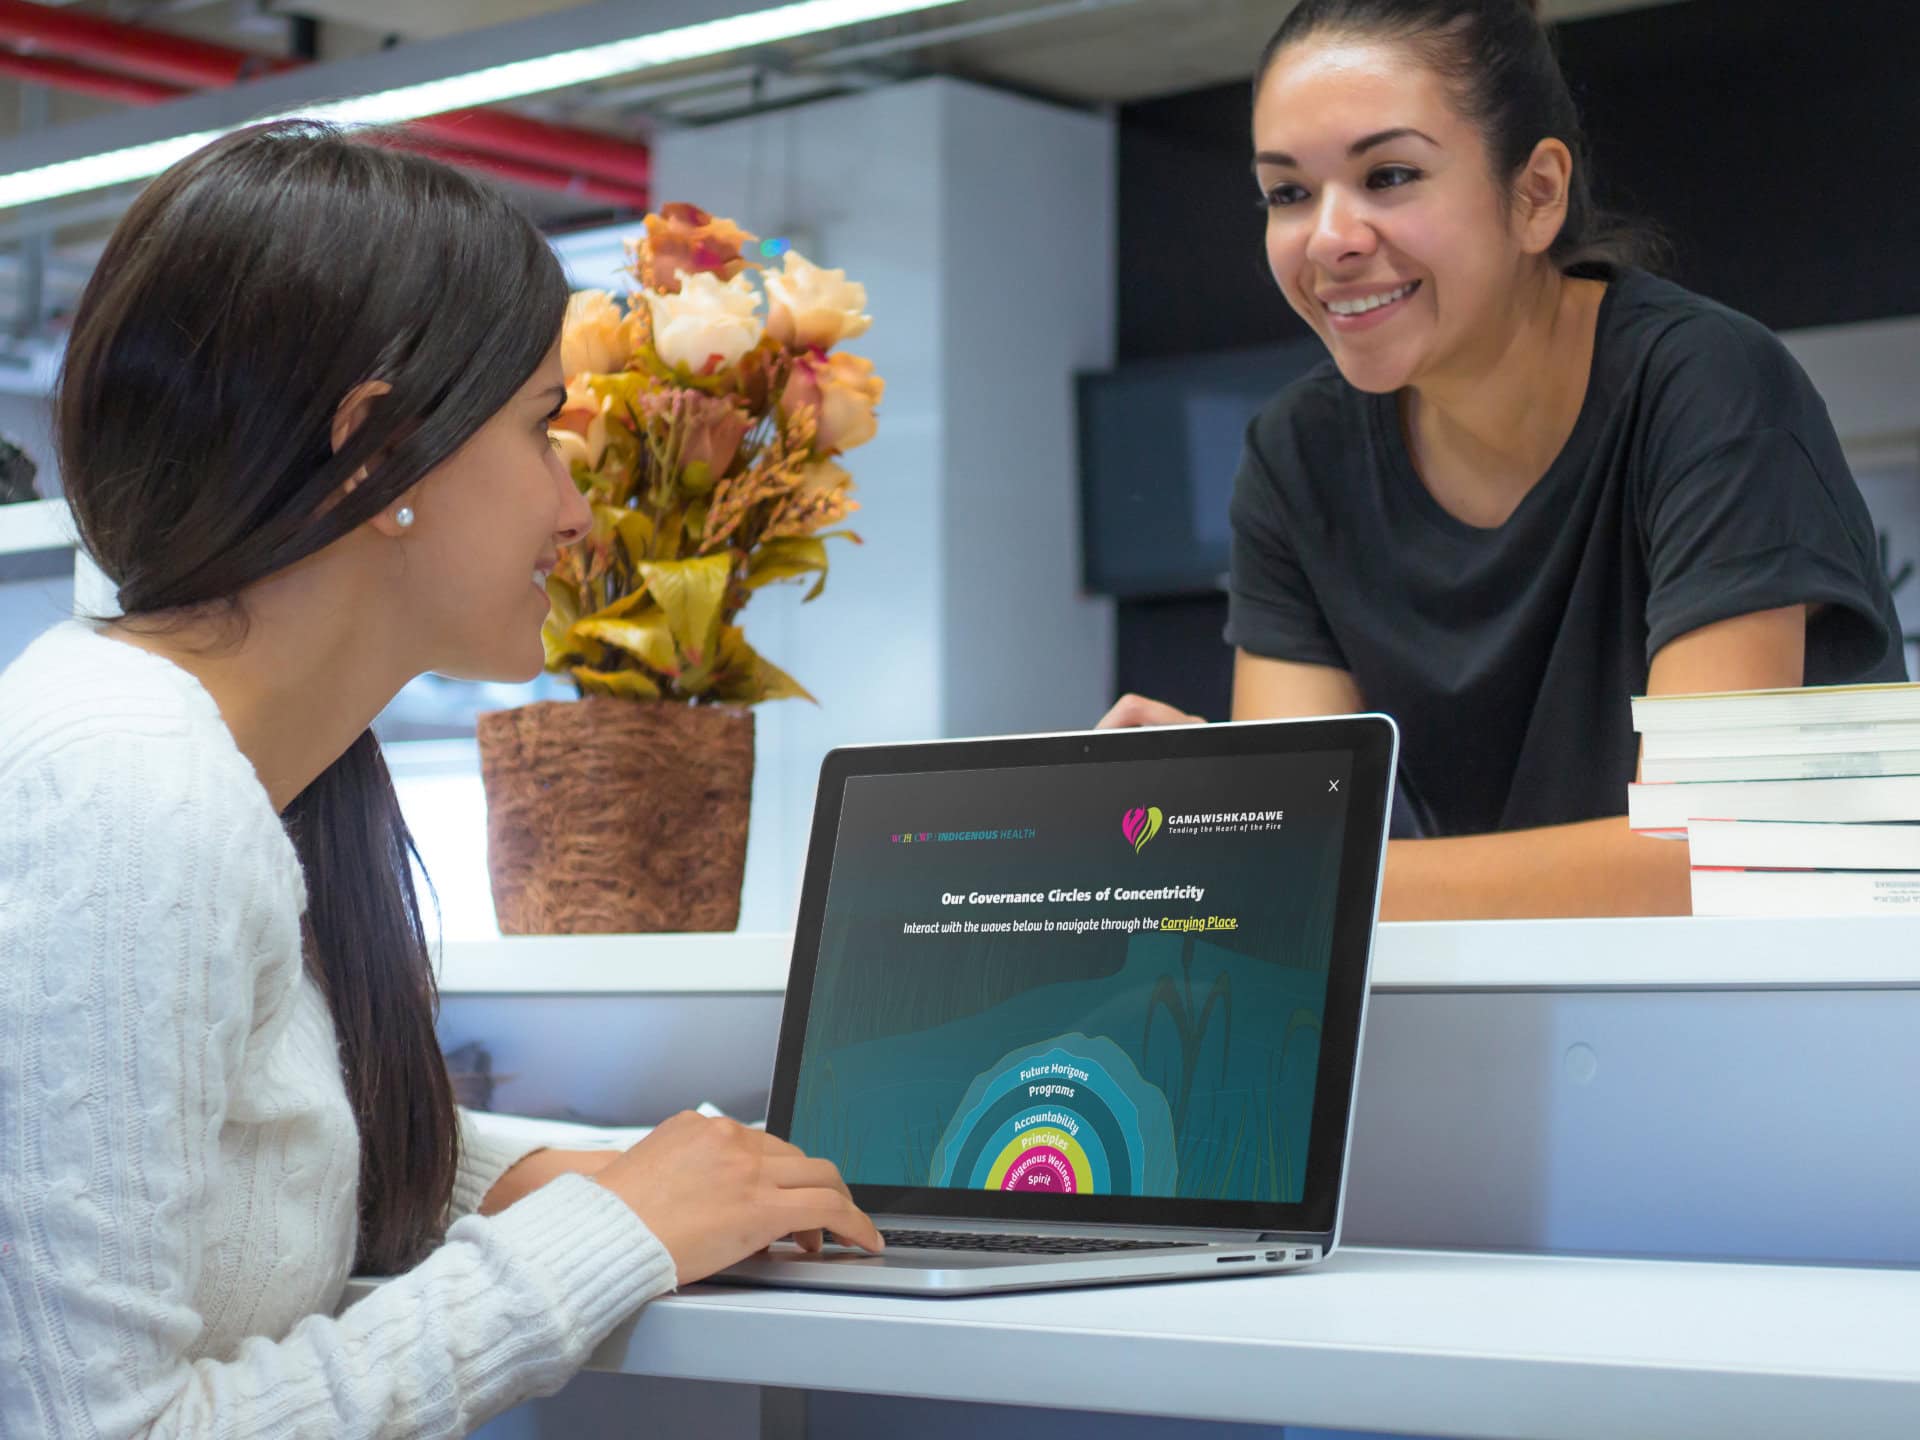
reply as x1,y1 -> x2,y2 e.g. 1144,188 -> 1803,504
788,750 -> 1351,1205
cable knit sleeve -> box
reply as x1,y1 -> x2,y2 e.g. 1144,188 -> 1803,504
0,692 -> 676,1438
451,1107 -> 553,1221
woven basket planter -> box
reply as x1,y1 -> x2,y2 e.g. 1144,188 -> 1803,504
476,696 -> 754,934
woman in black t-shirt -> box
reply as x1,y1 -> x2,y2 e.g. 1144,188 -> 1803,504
1101,0 -> 1902,919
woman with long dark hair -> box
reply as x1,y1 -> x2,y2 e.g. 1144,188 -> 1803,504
1104,0 -> 1901,917
0,120 -> 880,1438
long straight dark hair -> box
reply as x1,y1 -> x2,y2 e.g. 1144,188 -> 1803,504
56,120 -> 571,1274
1257,0 -> 1666,275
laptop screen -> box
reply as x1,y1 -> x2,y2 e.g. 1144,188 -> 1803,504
781,736 -> 1372,1227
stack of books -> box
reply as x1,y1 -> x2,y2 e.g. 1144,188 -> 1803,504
1627,682 -> 1920,916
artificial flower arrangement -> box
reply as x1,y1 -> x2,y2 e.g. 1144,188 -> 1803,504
543,203 -> 882,705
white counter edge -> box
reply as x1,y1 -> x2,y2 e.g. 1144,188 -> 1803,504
342,1246 -> 1920,1439
0,497 -> 75,558
435,913 -> 1920,994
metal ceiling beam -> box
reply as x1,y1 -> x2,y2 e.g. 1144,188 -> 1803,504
797,0 -> 1155,69
0,0 -> 885,182
0,0 -> 297,87
0,51 -> 650,210
0,185 -> 143,246
0,0 -> 653,190
9,79 -> 46,341
546,62 -> 765,118
0,46 -> 180,104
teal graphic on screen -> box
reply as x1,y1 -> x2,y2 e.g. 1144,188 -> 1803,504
790,749 -> 1350,1205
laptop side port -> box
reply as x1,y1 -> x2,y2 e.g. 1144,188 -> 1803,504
1216,1254 -> 1256,1264
1264,1251 -> 1281,1261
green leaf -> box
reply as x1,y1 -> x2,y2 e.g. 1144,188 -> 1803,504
746,537 -> 830,600
653,507 -> 686,557
570,664 -> 661,700
613,508 -> 655,565
540,575 -> 585,671
573,611 -> 678,674
710,626 -> 817,705
640,553 -> 733,665
590,503 -> 627,545
577,588 -> 653,628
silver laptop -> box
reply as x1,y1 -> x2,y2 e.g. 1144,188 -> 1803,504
713,714 -> 1398,1296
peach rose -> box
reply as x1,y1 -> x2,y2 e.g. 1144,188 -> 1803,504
560,290 -> 634,379
635,202 -> 756,294
552,374 -> 615,468
764,253 -> 871,352
679,394 -> 752,480
782,351 -> 884,455
645,272 -> 764,375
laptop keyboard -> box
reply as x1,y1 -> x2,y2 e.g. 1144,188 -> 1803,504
879,1229 -> 1208,1255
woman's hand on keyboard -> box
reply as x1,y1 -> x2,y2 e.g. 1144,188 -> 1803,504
591,1110 -> 884,1285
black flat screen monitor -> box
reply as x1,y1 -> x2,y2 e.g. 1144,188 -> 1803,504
1076,338 -> 1328,598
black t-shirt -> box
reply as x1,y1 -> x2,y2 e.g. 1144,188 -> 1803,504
1225,268 -> 1905,838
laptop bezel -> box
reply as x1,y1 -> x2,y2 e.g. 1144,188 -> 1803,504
764,714 -> 1398,1239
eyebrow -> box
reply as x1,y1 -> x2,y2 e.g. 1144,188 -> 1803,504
1253,127 -> 1440,170
535,384 -> 566,410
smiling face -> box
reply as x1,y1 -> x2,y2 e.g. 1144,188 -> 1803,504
1253,36 -> 1552,395
395,339 -> 591,683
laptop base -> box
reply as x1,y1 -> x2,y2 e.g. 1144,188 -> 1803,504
710,1239 -> 1323,1296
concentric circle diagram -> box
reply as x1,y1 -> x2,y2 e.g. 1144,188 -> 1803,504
927,1034 -> 1178,1197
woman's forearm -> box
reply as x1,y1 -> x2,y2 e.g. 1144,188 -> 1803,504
1380,815 -> 1691,921
478,1148 -> 621,1216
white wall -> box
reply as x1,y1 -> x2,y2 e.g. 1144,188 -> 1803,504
1780,314 -> 1920,672
937,83 -> 1115,738
650,77 -> 1116,931
1781,314 -> 1920,452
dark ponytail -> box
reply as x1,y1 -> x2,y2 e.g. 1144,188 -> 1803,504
56,120 -> 571,1273
1256,0 -> 1666,275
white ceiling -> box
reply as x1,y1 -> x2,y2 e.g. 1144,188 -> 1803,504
4,0 -> 1672,133
0,0 -> 1671,339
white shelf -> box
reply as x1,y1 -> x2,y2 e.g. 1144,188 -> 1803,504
0,497 -> 75,559
1373,913 -> 1920,989
345,1246 -> 1920,1437
437,932 -> 790,994
432,914 -> 1920,995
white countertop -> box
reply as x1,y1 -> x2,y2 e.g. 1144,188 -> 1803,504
345,1246 -> 1920,1437
436,914 -> 1920,995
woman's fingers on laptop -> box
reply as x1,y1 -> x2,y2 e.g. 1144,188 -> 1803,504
590,1109 -> 882,1285
778,1188 -> 885,1255
1096,693 -> 1206,729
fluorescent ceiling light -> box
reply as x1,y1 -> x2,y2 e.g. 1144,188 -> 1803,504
0,0 -> 965,209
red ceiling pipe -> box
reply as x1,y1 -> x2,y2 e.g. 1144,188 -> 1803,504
0,0 -> 297,88
0,48 -> 179,106
410,109 -> 649,189
0,46 -> 651,211
0,0 -> 650,192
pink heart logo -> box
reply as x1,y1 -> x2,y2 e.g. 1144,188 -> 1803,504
1121,806 -> 1163,853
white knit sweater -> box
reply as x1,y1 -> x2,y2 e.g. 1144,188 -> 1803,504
0,622 -> 677,1438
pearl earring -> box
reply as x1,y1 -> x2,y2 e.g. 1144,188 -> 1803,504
395,506 -> 415,529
